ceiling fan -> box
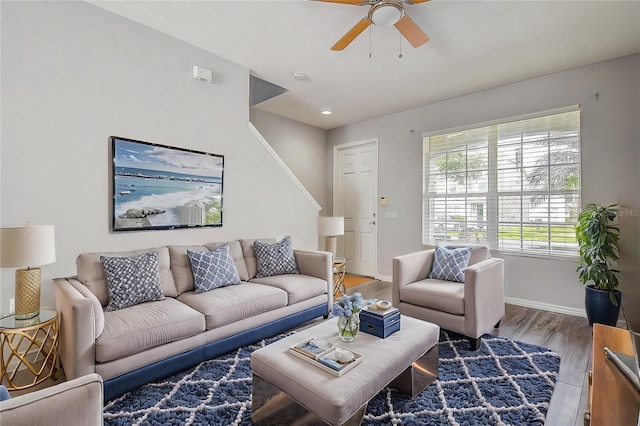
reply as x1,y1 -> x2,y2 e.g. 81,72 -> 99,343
317,0 -> 431,51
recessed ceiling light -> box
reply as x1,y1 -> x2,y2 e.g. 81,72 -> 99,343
321,110 -> 333,115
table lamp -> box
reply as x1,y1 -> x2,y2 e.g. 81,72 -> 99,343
318,216 -> 344,260
0,225 -> 56,319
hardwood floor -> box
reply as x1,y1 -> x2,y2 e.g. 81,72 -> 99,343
353,280 -> 593,426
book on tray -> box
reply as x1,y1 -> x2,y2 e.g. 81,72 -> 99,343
290,337 -> 334,360
289,338 -> 363,376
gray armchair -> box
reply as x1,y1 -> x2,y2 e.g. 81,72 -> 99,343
0,373 -> 103,425
392,245 -> 504,350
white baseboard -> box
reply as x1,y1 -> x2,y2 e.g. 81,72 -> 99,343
505,297 -> 586,318
376,274 -> 392,283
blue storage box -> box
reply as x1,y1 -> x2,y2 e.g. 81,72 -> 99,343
359,309 -> 399,327
359,311 -> 400,338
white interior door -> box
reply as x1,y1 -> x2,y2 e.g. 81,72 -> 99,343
334,139 -> 378,277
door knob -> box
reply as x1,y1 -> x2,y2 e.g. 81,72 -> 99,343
369,220 -> 376,225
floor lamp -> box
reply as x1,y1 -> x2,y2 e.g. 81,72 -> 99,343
0,225 -> 56,319
318,216 -> 344,261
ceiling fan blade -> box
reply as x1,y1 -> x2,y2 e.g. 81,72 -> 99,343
405,0 -> 431,4
331,18 -> 372,51
394,14 -> 429,48
314,0 -> 368,5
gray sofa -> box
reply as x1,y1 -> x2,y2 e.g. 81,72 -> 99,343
54,238 -> 332,401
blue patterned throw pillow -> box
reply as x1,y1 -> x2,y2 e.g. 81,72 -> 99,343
101,252 -> 164,312
187,244 -> 241,293
429,246 -> 472,283
254,236 -> 299,278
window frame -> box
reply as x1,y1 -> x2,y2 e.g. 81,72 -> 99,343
421,106 -> 581,260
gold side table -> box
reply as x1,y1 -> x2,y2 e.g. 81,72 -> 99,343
333,258 -> 347,297
0,308 -> 59,390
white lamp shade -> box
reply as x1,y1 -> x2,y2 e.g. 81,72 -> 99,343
0,225 -> 56,267
318,216 -> 344,237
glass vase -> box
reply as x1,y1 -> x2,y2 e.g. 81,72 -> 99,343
337,314 -> 359,342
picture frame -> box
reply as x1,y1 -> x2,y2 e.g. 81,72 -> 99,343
110,136 -> 224,232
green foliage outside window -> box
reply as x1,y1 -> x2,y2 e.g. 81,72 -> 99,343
434,152 -> 486,185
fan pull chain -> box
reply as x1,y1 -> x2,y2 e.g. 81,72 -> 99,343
399,34 -> 403,59
369,25 -> 372,58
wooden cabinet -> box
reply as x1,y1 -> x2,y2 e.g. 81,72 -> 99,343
587,323 -> 640,425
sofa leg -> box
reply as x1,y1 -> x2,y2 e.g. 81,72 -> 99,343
323,314 -> 329,319
468,337 -> 481,351
494,319 -> 502,329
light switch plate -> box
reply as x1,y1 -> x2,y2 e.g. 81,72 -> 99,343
385,212 -> 397,220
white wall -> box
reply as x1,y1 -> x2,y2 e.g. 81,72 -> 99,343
249,109 -> 328,213
0,1 -> 319,311
328,54 -> 640,321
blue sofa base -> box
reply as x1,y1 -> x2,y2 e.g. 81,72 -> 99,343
103,303 -> 329,401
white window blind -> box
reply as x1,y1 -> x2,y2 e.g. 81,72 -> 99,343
422,108 -> 580,258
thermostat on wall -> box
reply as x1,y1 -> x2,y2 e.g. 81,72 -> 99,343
193,65 -> 213,83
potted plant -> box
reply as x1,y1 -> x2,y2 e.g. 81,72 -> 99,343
576,203 -> 621,326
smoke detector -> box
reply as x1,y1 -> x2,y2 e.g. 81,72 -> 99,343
293,72 -> 307,81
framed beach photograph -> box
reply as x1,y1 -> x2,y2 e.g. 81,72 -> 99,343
110,136 -> 224,231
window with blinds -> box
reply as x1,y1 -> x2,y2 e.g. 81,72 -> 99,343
422,108 -> 580,258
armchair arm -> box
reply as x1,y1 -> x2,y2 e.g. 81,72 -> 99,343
54,278 -> 101,380
392,249 -> 435,307
0,373 -> 103,426
463,257 -> 505,338
294,250 -> 333,310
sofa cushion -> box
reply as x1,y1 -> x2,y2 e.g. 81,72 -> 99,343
77,246 -> 177,307
429,246 -> 472,283
240,238 -> 276,279
177,283 -> 287,330
205,240 -> 249,282
167,245 -> 208,295
250,274 -> 327,305
400,279 -> 465,315
95,298 -> 205,363
100,252 -> 164,312
254,236 -> 299,278
187,244 -> 241,293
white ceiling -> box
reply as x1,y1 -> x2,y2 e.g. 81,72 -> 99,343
90,0 -> 640,130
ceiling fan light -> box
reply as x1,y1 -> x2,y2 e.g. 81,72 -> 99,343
321,109 -> 333,115
369,3 -> 404,27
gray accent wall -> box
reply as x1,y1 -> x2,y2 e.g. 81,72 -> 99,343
0,2 -> 319,311
328,54 -> 640,322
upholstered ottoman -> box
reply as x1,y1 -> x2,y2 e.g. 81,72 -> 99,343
251,315 -> 439,426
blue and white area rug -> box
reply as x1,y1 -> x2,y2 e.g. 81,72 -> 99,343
104,331 -> 560,425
